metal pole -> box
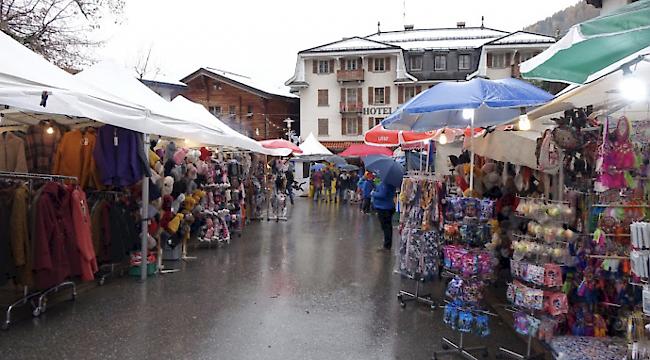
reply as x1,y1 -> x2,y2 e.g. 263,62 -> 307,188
140,133 -> 150,281
469,117 -> 475,192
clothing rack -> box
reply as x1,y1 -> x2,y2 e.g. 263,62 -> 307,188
0,171 -> 78,329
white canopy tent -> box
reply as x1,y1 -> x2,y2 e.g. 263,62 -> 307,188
298,132 -> 332,156
170,96 -> 291,156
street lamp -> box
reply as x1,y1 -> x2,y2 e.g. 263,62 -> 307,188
283,117 -> 295,141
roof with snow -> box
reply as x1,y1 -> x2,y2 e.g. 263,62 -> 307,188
300,36 -> 400,53
366,27 -> 510,50
181,67 -> 297,99
485,31 -> 557,46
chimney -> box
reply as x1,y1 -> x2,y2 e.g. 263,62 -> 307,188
404,24 -> 414,31
457,22 -> 466,28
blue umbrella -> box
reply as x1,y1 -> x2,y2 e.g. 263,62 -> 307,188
381,77 -> 554,132
363,155 -> 404,187
310,163 -> 326,171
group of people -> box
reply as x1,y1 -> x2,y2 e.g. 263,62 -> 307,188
311,167 -> 397,251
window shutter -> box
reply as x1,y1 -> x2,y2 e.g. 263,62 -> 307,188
356,88 -> 362,106
342,117 -> 348,135
368,87 -> 374,105
385,57 -> 391,71
384,87 -> 391,104
415,85 -> 422,94
329,59 -> 335,73
340,88 -> 345,109
398,86 -> 404,104
486,53 -> 493,68
313,60 -> 318,73
369,58 -> 374,72
357,117 -> 363,135
369,117 -> 375,129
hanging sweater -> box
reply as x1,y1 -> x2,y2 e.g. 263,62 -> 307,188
24,121 -> 63,174
93,125 -> 148,187
52,128 -> 100,188
0,132 -> 28,172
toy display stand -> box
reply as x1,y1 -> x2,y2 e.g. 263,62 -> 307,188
397,275 -> 437,309
435,331 -> 489,360
497,307 -> 544,360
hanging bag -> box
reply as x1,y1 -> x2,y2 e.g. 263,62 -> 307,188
537,129 -> 560,174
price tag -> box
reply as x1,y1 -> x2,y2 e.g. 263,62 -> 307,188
82,137 -> 89,146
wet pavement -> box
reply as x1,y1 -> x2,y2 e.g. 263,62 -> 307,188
0,198 -> 530,360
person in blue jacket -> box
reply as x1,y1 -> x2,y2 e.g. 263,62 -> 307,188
371,179 -> 396,251
357,172 -> 375,214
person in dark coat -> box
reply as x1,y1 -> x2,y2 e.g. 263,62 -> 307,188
371,180 -> 396,251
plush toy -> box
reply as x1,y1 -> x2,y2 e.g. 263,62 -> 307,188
159,176 -> 174,196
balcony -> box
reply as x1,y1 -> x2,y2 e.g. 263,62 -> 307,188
337,69 -> 364,82
340,102 -> 363,113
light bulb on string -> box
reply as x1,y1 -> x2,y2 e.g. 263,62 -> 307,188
46,126 -> 54,135
518,114 -> 531,131
619,74 -> 647,102
438,129 -> 448,145
462,108 -> 474,120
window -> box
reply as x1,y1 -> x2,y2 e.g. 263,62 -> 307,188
228,105 -> 236,117
208,106 -> 221,117
318,60 -> 330,74
373,58 -> 385,72
345,58 -> 359,71
490,53 -> 507,68
409,55 -> 423,71
318,118 -> 329,136
345,88 -> 357,106
247,104 -> 254,115
458,54 -> 471,70
342,116 -> 361,136
318,89 -> 329,106
368,117 -> 384,129
434,54 -> 447,71
405,87 -> 416,102
374,87 -> 385,105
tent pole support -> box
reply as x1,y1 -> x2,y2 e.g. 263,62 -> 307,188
140,133 -> 150,281
469,117 -> 475,192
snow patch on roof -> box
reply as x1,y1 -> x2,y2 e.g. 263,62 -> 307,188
487,31 -> 556,45
367,27 -> 509,50
204,67 -> 297,98
305,36 -> 396,52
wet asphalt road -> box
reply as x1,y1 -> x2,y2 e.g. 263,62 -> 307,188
0,198 -> 529,360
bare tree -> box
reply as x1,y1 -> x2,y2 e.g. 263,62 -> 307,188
0,0 -> 124,69
133,45 -> 160,80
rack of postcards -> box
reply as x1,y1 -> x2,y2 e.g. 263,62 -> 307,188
435,196 -> 496,360
501,197 -> 575,359
395,175 -> 446,309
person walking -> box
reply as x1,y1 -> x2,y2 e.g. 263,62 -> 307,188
358,172 -> 374,213
337,171 -> 349,203
285,167 -> 295,205
322,168 -> 333,202
349,171 -> 359,203
371,179 -> 396,251
312,169 -> 323,202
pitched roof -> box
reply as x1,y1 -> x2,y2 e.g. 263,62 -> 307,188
300,36 -> 399,54
181,67 -> 297,99
485,31 -> 556,46
366,27 -> 509,50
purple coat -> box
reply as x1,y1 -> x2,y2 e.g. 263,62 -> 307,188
93,125 -> 149,186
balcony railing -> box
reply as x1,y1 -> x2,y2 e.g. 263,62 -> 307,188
340,102 -> 363,113
337,69 -> 364,82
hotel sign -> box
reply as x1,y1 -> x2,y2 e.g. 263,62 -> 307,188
363,107 -> 392,116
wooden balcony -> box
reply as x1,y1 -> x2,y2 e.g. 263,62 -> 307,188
337,69 -> 364,82
340,102 -> 363,113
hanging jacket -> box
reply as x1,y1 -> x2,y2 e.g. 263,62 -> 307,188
33,183 -> 71,289
91,199 -> 111,263
53,128 -> 100,188
93,125 -> 147,187
0,132 -> 28,172
68,187 -> 98,281
24,121 -> 63,174
0,186 -> 16,286
11,185 -> 32,286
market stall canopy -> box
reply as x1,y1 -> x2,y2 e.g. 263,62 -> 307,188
521,0 -> 650,84
259,139 -> 303,154
171,96 -> 290,155
472,130 -> 544,171
0,30 -> 145,128
364,124 -> 439,146
381,78 -> 554,131
340,143 -> 394,157
74,61 -> 239,146
297,132 -> 333,160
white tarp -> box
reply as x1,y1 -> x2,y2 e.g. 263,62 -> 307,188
0,30 -> 146,128
298,132 -> 332,156
171,96 -> 290,156
472,130 -> 542,170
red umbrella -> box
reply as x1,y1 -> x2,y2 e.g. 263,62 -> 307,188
364,125 -> 440,146
340,143 -> 394,157
259,139 -> 303,154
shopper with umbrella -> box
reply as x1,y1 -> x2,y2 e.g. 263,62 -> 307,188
364,155 -> 404,251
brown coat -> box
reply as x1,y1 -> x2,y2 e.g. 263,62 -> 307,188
11,185 -> 32,286
0,132 -> 28,172
52,129 -> 100,188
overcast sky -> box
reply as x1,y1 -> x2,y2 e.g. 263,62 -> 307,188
96,0 -> 582,87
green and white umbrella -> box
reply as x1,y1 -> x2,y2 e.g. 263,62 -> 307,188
521,0 -> 650,84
